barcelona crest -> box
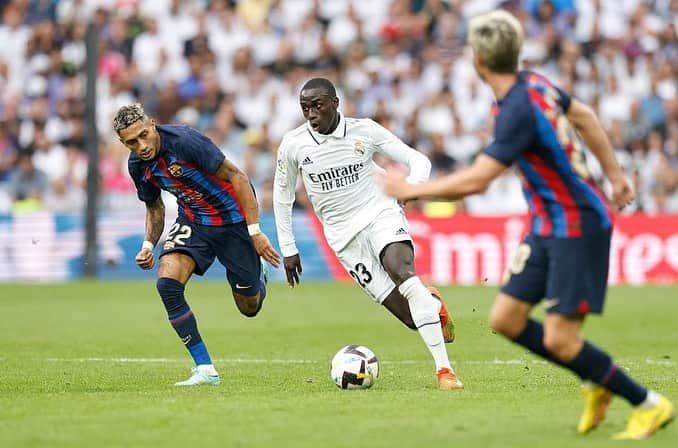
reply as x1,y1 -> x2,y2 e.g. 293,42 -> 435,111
168,163 -> 183,177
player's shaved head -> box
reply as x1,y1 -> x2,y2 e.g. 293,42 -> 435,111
301,78 -> 336,98
299,78 -> 340,135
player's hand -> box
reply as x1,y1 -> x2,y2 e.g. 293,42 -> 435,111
283,254 -> 302,288
135,248 -> 155,270
609,173 -> 635,211
251,233 -> 281,268
376,171 -> 416,201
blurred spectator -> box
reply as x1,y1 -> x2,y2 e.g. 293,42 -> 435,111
0,0 -> 674,216
7,151 -> 48,211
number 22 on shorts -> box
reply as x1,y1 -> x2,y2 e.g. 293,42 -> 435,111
163,223 -> 192,250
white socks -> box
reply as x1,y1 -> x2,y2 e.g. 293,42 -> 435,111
399,276 -> 451,371
197,364 -> 219,376
638,390 -> 661,409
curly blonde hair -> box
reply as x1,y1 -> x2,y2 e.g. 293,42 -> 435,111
113,103 -> 147,133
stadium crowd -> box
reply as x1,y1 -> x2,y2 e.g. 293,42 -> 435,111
0,0 -> 676,216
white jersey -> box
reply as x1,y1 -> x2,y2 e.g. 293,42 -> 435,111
273,113 -> 431,256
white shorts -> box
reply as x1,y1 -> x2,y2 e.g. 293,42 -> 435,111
335,208 -> 412,304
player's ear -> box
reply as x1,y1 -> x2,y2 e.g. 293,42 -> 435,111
332,96 -> 339,109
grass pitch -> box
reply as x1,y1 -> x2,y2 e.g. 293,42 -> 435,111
0,281 -> 676,447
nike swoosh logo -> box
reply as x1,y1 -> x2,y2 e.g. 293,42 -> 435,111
235,284 -> 252,289
543,298 -> 560,309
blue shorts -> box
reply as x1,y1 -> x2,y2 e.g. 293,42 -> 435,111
501,229 -> 611,316
160,217 -> 262,296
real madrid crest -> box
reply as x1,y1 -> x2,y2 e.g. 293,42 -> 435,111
354,140 -> 365,155
168,163 -> 183,177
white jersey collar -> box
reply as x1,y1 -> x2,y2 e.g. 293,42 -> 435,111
306,112 -> 347,144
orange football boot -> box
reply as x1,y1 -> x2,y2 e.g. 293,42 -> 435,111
428,286 -> 455,343
437,367 -> 464,391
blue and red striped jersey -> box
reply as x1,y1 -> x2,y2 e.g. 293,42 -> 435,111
484,71 -> 613,238
128,125 -> 245,226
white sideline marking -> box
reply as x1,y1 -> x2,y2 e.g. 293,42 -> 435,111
33,357 -> 675,367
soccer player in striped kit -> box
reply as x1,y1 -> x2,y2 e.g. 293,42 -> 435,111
114,104 -> 280,386
380,9 -> 673,440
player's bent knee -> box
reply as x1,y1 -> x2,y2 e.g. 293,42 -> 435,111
542,332 -> 572,359
488,306 -> 511,336
233,293 -> 261,318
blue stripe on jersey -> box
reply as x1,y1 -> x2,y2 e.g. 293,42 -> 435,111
184,167 -> 242,224
531,107 -> 612,230
522,187 -> 543,235
517,158 -> 568,237
154,166 -> 235,226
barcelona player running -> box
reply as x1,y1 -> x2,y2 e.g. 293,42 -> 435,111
380,10 -> 673,439
114,104 -> 280,386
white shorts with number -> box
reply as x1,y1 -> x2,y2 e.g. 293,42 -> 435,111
335,208 -> 412,304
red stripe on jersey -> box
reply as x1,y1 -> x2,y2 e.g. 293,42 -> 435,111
145,166 -> 160,187
586,179 -> 615,224
524,153 -> 582,237
207,172 -> 246,219
157,158 -> 221,224
182,161 -> 244,222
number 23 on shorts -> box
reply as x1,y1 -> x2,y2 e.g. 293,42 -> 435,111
350,262 -> 372,288
502,243 -> 531,284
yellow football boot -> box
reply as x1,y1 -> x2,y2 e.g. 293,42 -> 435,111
613,394 -> 674,440
578,385 -> 613,434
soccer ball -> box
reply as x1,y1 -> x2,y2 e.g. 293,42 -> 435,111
330,345 -> 379,389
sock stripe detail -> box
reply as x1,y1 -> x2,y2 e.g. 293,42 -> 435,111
170,309 -> 194,325
416,320 -> 441,330
601,363 -> 618,386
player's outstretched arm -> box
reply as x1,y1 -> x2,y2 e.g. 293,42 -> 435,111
135,197 -> 165,270
273,138 -> 302,287
379,154 -> 506,202
566,99 -> 635,210
368,119 -> 431,183
215,160 -> 281,268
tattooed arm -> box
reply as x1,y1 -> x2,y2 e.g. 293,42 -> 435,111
144,196 -> 166,246
135,196 -> 165,270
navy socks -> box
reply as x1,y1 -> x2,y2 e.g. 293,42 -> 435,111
512,319 -> 647,405
565,341 -> 647,405
157,277 -> 212,365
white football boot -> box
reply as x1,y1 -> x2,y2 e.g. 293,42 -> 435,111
174,365 -> 220,386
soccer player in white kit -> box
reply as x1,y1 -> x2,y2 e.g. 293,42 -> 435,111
273,78 -> 463,390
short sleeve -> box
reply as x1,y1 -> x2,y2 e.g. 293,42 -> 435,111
128,158 -> 161,203
177,127 -> 226,174
483,97 -> 537,167
554,85 -> 572,112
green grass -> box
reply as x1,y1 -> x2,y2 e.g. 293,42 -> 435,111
0,282 -> 676,447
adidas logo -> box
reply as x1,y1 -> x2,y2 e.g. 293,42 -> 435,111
302,156 -> 313,165
395,227 -> 408,235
